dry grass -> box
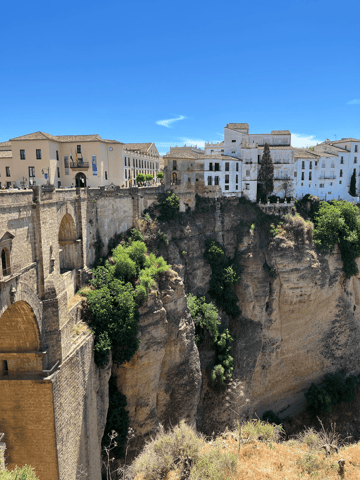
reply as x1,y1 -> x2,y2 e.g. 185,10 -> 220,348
131,420 -> 360,480
281,214 -> 313,244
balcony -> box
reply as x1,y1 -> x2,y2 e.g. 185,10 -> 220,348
319,176 -> 336,180
70,162 -> 89,169
274,176 -> 292,181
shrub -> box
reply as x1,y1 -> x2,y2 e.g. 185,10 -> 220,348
262,410 -> 281,425
130,228 -> 144,242
0,465 -> 39,479
187,294 -> 234,385
203,239 -> 241,318
130,421 -> 205,480
189,448 -> 237,480
305,370 -> 360,416
158,191 -> 180,221
156,171 -> 164,179
313,200 -> 360,277
136,173 -> 146,185
241,419 -> 283,443
145,174 -> 153,182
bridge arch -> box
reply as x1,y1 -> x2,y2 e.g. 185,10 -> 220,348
0,301 -> 40,353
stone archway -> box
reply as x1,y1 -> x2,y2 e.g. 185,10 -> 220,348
0,301 -> 40,354
59,213 -> 77,273
75,172 -> 86,187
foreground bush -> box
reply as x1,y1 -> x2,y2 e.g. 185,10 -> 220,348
0,465 -> 39,479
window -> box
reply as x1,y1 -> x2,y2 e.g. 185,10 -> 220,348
58,181 -> 61,188
105,171 -> 108,180
232,139 -> 236,143
215,163 -> 220,171
245,183 -> 250,190
236,185 -> 238,190
340,169 -> 343,177
56,150 -> 59,161
246,170 -> 250,176
355,145 -> 358,153
6,182 -> 11,188
208,176 -> 212,186
77,145 -> 81,154
133,158 -> 135,167
214,176 -> 219,185
309,172 -> 312,181
294,172 -> 297,177
355,157 -> 357,164
173,160 -> 177,170
136,159 -> 138,167
124,157 -> 127,166
20,149 -> 25,160
57,167 -> 60,177
301,172 -> 304,181
341,156 -> 344,164
29,167 -> 35,177
236,175 -> 238,183
225,162 -> 229,171
236,163 -> 239,171
6,167 -> 10,177
302,161 -> 305,169
125,169 -> 127,179
339,181 -> 342,184
133,170 -> 135,178
225,185 -> 229,190
225,174 -> 229,184
320,183 -> 324,188
209,162 -> 213,171
36,149 -> 41,159
345,145 -> 347,150
64,155 -> 69,174
309,161 -> 312,170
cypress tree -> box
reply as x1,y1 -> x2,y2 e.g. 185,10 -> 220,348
350,169 -> 357,196
258,143 -> 274,200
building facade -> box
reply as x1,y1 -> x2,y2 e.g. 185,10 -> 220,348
123,143 -> 160,187
0,133 -> 161,190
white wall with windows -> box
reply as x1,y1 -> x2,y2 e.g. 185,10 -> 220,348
204,156 -> 242,196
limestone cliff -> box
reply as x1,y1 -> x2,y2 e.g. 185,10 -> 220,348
112,269 -> 201,448
155,197 -> 360,434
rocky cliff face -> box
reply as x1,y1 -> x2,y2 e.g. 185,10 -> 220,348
112,269 -> 201,447
155,197 -> 360,434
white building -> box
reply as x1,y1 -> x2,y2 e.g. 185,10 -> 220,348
204,154 -> 241,196
123,143 -> 160,187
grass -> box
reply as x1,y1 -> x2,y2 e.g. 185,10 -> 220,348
129,420 -> 360,480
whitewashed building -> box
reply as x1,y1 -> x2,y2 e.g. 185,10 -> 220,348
123,143 -> 161,187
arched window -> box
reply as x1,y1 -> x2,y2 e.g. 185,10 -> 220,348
59,214 -> 77,272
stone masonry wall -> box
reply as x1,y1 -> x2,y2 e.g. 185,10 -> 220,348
0,379 -> 59,480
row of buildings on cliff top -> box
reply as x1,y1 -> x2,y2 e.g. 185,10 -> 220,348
163,123 -> 360,202
0,132 -> 161,189
0,125 -> 359,202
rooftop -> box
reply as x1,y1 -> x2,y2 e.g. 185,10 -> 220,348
270,130 -> 291,135
124,143 -> 156,154
226,123 -> 249,132
10,131 -> 123,144
332,138 -> 360,143
294,148 -> 320,159
0,141 -> 11,148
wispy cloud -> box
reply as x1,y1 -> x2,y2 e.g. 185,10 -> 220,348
156,115 -> 186,128
347,99 -> 360,105
291,133 -> 323,148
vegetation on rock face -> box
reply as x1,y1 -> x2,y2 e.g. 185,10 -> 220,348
81,229 -> 171,458
203,239 -> 241,319
305,371 -> 360,417
312,200 -> 360,277
158,190 -> 180,221
187,294 -> 234,384
258,143 -> 274,200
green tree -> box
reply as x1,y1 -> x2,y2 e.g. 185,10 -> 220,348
156,171 -> 164,179
350,169 -> 357,196
136,173 -> 146,185
258,143 -> 274,200
145,174 -> 153,182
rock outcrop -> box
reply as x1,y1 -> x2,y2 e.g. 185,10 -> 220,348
155,198 -> 360,434
112,269 -> 201,445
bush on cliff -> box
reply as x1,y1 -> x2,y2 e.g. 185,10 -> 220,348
305,371 -> 360,416
187,294 -> 234,384
312,200 -> 360,278
158,190 -> 180,221
0,465 -> 39,479
203,239 -> 241,318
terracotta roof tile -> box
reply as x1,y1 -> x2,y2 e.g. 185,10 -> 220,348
271,130 -> 291,135
10,131 -> 122,144
124,143 -> 153,153
0,141 -> 11,147
294,148 -> 320,159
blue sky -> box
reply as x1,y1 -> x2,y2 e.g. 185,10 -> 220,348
1,0 -> 359,154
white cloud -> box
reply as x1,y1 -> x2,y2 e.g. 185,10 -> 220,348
347,99 -> 360,105
291,133 -> 323,148
156,115 -> 186,128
